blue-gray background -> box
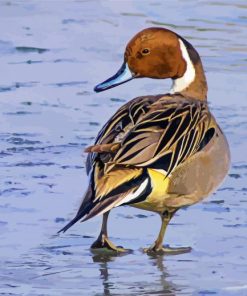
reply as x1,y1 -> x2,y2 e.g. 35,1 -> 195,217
0,1 -> 246,295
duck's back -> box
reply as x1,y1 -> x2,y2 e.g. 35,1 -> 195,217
82,94 -> 230,216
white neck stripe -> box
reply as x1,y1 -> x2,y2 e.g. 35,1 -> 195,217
170,38 -> 195,94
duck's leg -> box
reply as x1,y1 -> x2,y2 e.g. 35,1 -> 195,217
144,210 -> 192,255
90,212 -> 127,252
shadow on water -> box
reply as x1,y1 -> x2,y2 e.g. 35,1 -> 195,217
91,250 -> 180,296
2,239 -> 182,295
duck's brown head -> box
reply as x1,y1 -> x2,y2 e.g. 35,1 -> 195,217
94,27 -> 207,100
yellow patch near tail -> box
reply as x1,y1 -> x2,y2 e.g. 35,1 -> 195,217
132,168 -> 170,213
148,168 -> 170,197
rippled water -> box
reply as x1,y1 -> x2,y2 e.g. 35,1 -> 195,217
0,1 -> 247,295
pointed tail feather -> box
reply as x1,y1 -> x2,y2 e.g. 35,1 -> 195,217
57,203 -> 93,234
58,169 -> 151,234
57,215 -> 83,234
57,184 -> 145,234
57,186 -> 93,234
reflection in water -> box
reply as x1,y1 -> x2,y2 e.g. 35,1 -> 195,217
149,255 -> 177,295
91,251 -> 180,296
92,252 -> 116,296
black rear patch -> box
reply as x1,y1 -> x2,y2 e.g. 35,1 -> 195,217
149,153 -> 172,172
199,128 -> 215,151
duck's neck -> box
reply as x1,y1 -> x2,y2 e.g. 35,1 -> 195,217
170,38 -> 208,101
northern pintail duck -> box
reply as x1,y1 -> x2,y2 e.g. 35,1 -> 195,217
59,27 -> 230,254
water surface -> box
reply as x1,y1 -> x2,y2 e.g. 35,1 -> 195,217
0,1 -> 247,295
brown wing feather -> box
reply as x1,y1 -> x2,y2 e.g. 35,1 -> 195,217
111,99 -> 213,176
85,95 -> 159,174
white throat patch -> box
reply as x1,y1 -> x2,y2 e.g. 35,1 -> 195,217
170,38 -> 195,94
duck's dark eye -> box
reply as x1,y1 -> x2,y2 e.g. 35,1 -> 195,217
142,48 -> 150,55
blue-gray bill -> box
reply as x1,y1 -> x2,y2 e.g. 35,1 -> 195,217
94,62 -> 134,92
